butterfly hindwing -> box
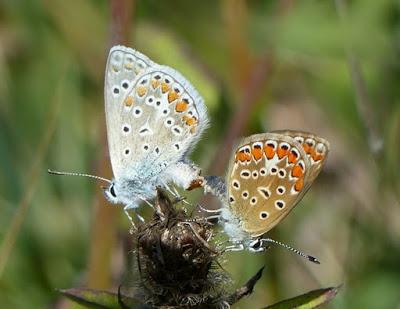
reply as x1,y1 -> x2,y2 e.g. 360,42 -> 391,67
272,130 -> 330,189
227,133 -> 313,237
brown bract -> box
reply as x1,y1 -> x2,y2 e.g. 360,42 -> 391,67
123,189 -> 263,308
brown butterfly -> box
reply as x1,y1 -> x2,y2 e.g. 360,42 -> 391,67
204,130 -> 329,263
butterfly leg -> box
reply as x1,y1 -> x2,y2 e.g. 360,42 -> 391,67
137,195 -> 154,209
223,242 -> 245,253
197,204 -> 222,213
123,204 -> 136,228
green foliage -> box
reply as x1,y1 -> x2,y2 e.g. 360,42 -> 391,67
0,0 -> 399,308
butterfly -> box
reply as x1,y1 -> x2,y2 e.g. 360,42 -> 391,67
49,45 -> 209,223
203,131 -> 329,263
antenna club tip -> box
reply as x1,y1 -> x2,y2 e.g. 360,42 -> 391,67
308,255 -> 321,264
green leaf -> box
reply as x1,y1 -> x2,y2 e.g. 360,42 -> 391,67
58,287 -> 148,309
263,285 -> 341,309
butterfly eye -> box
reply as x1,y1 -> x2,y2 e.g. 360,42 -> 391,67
109,185 -> 117,198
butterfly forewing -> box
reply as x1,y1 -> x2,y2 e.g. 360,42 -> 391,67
107,61 -> 209,181
227,133 -> 312,237
105,46 -> 155,178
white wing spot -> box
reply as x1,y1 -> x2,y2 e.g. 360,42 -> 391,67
257,187 -> 270,199
121,79 -> 130,90
123,148 -> 131,156
294,136 -> 304,144
112,86 -> 120,97
172,125 -> 183,136
305,138 -> 315,147
133,106 -> 143,118
232,179 -> 240,190
316,143 -> 325,153
278,169 -> 286,178
241,190 -> 249,199
259,167 -> 267,176
240,170 -> 251,179
252,170 -> 259,179
270,166 -> 278,175
138,123 -> 153,136
275,200 -> 285,210
122,124 -> 131,135
260,211 -> 269,220
142,144 -> 150,152
164,117 -> 174,127
276,186 -> 286,195
250,197 -> 258,205
145,95 -> 155,106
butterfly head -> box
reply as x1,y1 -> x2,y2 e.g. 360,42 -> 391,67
103,182 -> 120,204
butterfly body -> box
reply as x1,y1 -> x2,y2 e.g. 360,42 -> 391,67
103,46 -> 208,211
205,131 -> 329,253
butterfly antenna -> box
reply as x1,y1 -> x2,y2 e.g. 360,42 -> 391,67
262,238 -> 320,264
47,169 -> 112,184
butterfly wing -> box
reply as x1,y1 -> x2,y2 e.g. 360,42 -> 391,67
227,132 -> 322,237
105,46 -> 156,178
105,46 -> 208,181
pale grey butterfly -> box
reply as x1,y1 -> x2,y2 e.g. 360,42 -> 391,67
202,131 -> 329,263
49,45 -> 209,224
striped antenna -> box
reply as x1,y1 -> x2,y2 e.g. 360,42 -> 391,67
261,238 -> 320,264
47,169 -> 112,184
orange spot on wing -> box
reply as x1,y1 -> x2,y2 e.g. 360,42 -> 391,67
137,86 -> 147,97
175,100 -> 189,112
182,115 -> 197,126
124,63 -> 133,70
303,143 -> 311,154
168,90 -> 180,103
277,147 -> 289,159
236,150 -> 251,162
288,151 -> 298,164
151,79 -> 160,89
252,146 -> 263,161
124,96 -> 134,107
264,145 -> 275,159
312,152 -> 323,161
294,178 -> 304,192
161,82 -> 170,93
292,165 -> 304,178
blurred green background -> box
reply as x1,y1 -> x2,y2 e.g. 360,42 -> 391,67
1,0 -> 400,308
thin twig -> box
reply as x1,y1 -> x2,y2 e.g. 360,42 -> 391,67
86,0 -> 135,289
